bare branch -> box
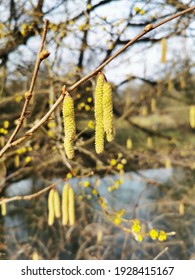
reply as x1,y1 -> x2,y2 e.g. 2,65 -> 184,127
0,6 -> 194,157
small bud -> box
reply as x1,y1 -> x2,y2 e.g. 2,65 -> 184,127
144,24 -> 153,32
24,91 -> 31,100
39,50 -> 50,60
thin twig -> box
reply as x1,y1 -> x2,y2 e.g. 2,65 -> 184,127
153,247 -> 169,260
0,19 -> 49,154
0,180 -> 60,206
0,6 -> 194,157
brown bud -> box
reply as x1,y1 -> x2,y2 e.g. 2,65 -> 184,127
24,91 -> 31,100
39,50 -> 50,60
144,24 -> 153,32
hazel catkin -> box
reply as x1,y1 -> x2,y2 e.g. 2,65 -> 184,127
94,72 -> 105,154
161,38 -> 167,64
189,105 -> 195,128
103,82 -> 114,142
63,94 -> 76,159
54,189 -> 61,218
1,202 -> 6,216
62,183 -> 69,225
68,187 -> 75,226
48,189 -> 55,226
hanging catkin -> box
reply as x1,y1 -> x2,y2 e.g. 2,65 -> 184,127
68,187 -> 75,226
62,94 -> 76,159
126,138 -> 133,149
103,82 -> 114,142
161,38 -> 167,64
189,105 -> 195,128
94,72 -> 105,154
1,202 -> 6,216
62,183 -> 69,225
14,154 -> 20,168
54,189 -> 61,218
48,189 -> 55,226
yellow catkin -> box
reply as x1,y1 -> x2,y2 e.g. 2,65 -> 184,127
179,203 -> 185,215
94,72 -> 105,154
165,159 -> 171,168
147,137 -> 153,148
48,189 -> 55,226
63,94 -> 76,159
54,189 -> 61,218
126,138 -> 133,149
62,183 -> 69,225
32,251 -> 39,260
97,229 -> 103,243
189,105 -> 195,128
161,38 -> 167,63
64,138 -> 74,160
14,154 -> 20,168
68,187 -> 75,226
103,82 -> 115,142
1,202 -> 6,216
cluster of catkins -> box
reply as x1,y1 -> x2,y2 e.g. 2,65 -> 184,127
62,72 -> 114,159
94,72 -> 115,153
48,184 -> 75,226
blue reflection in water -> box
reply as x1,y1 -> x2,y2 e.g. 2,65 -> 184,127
4,168 -> 173,240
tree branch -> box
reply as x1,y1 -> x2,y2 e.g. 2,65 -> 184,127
0,5 -> 194,158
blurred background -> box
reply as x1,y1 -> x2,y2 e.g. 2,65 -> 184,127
0,0 -> 195,260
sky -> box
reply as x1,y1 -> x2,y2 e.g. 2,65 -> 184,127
2,0 -> 195,87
